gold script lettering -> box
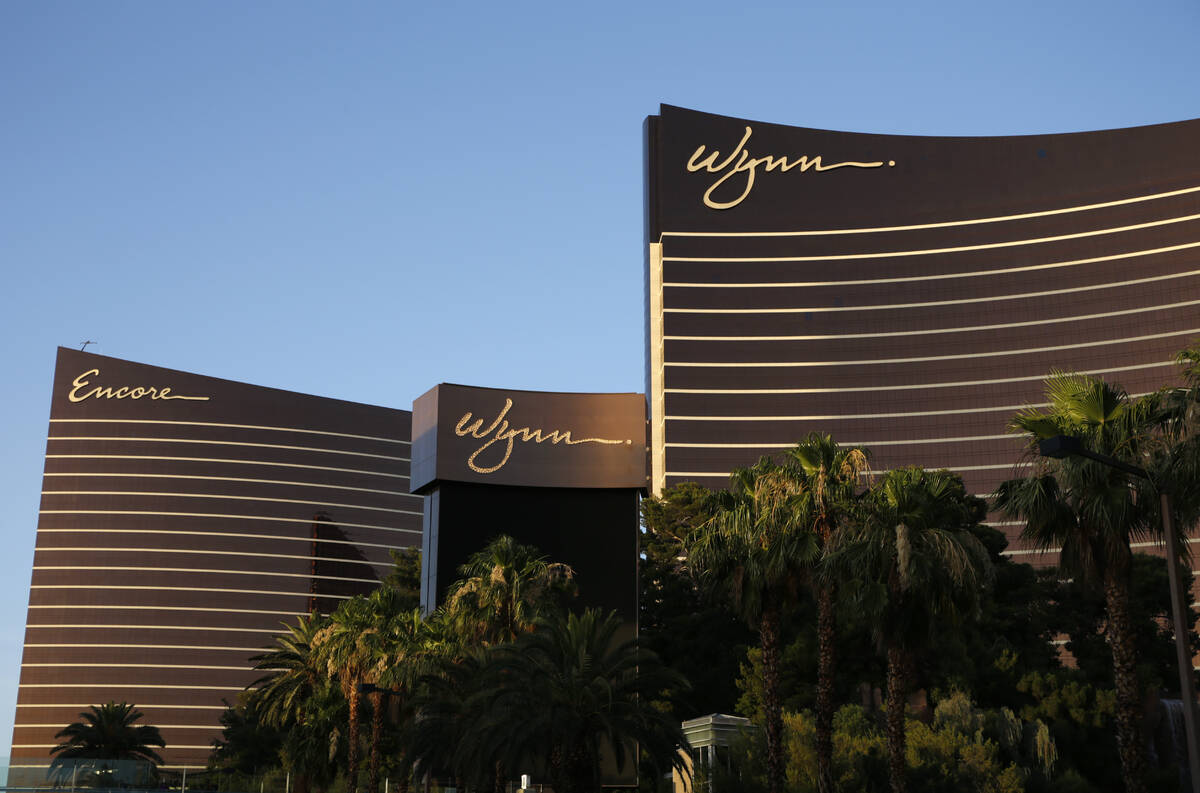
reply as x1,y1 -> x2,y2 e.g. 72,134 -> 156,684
68,369 -> 210,403
454,398 -> 632,474
686,126 -> 895,210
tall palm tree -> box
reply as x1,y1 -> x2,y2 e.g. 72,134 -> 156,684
688,458 -> 818,793
49,702 -> 165,785
251,612 -> 331,793
840,467 -> 992,793
277,680 -> 347,793
369,604 -> 451,793
355,587 -> 415,793
995,373 -> 1173,793
315,588 -> 410,793
252,612 -> 328,727
784,433 -> 869,793
445,534 -> 576,646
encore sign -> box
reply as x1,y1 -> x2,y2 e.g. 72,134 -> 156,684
409,383 -> 647,492
68,368 -> 210,403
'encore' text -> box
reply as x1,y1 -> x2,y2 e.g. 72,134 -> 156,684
68,369 -> 210,403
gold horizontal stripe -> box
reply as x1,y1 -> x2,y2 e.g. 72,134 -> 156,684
666,328 -> 1199,367
665,269 -> 1200,313
666,434 -> 1015,448
47,435 -> 410,462
34,546 -> 392,567
16,703 -> 227,710
660,184 -> 1200,237
38,509 -> 422,535
668,402 -> 1046,420
1001,538 -> 1197,558
665,300 -> 1200,340
32,565 -> 380,584
46,454 -> 409,480
31,583 -> 349,598
663,211 -> 1200,261
44,471 -> 408,498
50,418 -> 409,445
40,490 -> 423,516
28,604 -> 300,616
664,360 -> 1175,393
13,744 -> 217,750
19,683 -> 246,690
25,644 -> 260,651
664,240 -> 1200,288
16,724 -> 221,729
667,462 -> 1031,478
25,624 -> 287,633
37,527 -> 413,551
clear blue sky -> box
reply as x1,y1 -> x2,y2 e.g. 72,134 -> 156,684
2,0 -> 1199,764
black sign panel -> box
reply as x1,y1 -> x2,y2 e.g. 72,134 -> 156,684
650,104 -> 1200,234
410,383 -> 646,493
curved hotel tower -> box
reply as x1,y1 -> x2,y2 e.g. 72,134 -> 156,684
11,349 -> 421,778
645,106 -> 1200,559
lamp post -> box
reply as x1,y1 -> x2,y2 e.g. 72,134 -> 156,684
1037,434 -> 1200,792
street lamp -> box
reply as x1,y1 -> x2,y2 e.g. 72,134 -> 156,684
1037,434 -> 1200,792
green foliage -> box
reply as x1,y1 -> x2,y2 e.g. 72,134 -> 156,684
640,482 -> 753,718
251,612 -> 329,729
50,701 -> 166,764
778,702 -> 1032,793
408,609 -> 689,793
688,457 -> 822,793
49,702 -> 166,785
208,694 -> 282,776
381,547 -> 422,611
922,525 -> 1060,708
839,467 -> 994,655
446,533 -> 577,645
1016,669 -> 1123,791
278,680 -> 348,793
1049,553 -> 1198,692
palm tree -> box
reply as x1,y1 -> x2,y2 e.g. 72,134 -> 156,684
252,612 -> 328,727
277,680 -> 347,793
995,373 -> 1172,793
49,701 -> 165,785
688,458 -> 818,793
356,587 -> 409,793
784,433 -> 869,793
404,640 -> 493,791
315,588 -> 409,793
433,609 -> 689,793
251,612 -> 332,793
840,467 -> 992,793
368,603 -> 450,793
445,534 -> 576,646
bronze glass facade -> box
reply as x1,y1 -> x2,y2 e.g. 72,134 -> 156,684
645,105 -> 1200,561
11,349 -> 421,777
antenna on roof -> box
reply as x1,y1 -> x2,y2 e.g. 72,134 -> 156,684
79,340 -> 96,351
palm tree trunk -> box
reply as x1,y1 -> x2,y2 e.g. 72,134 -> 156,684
816,584 -> 836,793
885,641 -> 910,793
760,603 -> 785,793
368,690 -> 384,793
1103,565 -> 1148,793
347,685 -> 361,793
